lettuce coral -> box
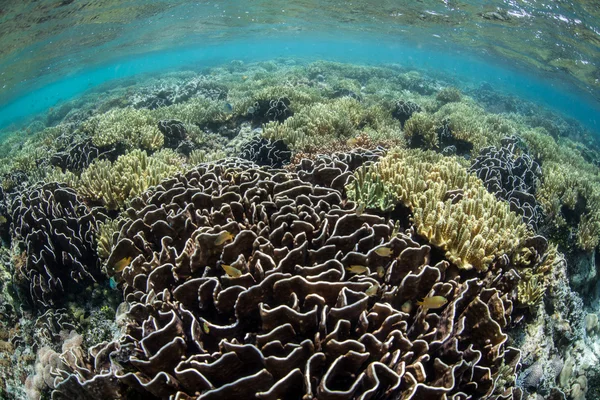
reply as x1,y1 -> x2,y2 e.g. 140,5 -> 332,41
45,155 -> 523,400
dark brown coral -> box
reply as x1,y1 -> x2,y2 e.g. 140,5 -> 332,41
9,183 -> 107,309
48,156 -> 523,400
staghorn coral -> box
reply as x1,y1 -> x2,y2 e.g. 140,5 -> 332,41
44,155 -> 524,400
74,149 -> 185,210
9,183 -> 107,309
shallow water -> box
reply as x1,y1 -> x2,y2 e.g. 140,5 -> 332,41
0,1 -> 599,133
1,2 -> 600,400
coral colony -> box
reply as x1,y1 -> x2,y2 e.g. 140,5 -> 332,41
0,60 -> 598,399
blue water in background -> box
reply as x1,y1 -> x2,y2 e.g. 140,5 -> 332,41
1,35 -> 599,136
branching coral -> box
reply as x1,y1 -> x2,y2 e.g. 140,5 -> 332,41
74,149 -> 185,210
83,107 -> 164,150
356,148 -> 531,271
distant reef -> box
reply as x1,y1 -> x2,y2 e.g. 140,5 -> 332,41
0,60 -> 598,400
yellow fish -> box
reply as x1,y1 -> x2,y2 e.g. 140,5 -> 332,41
222,264 -> 242,278
417,296 -> 447,310
242,75 -> 248,80
214,231 -> 234,246
346,137 -> 358,147
366,284 -> 379,297
376,266 -> 385,278
202,321 -> 210,334
374,247 -> 393,257
346,265 -> 368,274
112,257 -> 132,273
0,215 -> 6,224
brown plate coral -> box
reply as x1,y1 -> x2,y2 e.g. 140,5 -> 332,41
38,151 -> 544,400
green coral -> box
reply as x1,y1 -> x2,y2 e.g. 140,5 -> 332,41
263,97 -> 398,151
83,107 -> 164,150
345,165 -> 397,212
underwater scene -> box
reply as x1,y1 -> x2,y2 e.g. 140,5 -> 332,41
0,1 -> 600,399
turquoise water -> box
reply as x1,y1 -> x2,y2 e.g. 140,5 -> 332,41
2,36 -> 600,134
0,1 -> 599,134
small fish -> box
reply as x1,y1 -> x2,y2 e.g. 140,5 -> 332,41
355,203 -> 365,216
374,247 -> 393,257
112,257 -> 132,272
222,264 -> 242,278
0,215 -> 6,224
214,231 -> 234,246
346,137 -> 358,147
376,266 -> 385,278
242,75 -> 248,80
346,265 -> 368,274
109,277 -> 118,290
366,284 -> 379,297
223,102 -> 233,113
417,296 -> 448,310
202,321 -> 210,334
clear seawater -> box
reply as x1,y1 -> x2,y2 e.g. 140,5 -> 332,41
0,0 -> 599,134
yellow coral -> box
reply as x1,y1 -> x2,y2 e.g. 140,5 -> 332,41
83,107 -> 164,150
74,149 -> 184,210
364,148 -> 531,271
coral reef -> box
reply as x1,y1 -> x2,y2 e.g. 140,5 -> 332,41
0,59 -> 598,400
